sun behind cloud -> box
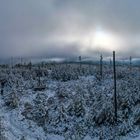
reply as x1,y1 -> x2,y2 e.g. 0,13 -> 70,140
90,28 -> 117,51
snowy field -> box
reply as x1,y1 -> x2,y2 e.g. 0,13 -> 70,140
0,63 -> 140,140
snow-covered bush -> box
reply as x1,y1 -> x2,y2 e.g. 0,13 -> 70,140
4,92 -> 19,109
0,117 -> 7,140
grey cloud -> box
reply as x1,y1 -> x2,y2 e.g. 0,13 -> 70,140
0,0 -> 140,58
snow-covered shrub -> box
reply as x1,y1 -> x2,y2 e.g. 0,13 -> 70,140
4,92 -> 19,109
22,102 -> 48,127
33,93 -> 48,106
133,105 -> 140,125
32,105 -> 48,126
117,120 -> 134,136
47,97 -> 55,107
56,86 -> 69,101
94,100 -> 115,125
73,100 -> 85,117
117,72 -> 127,79
0,117 -> 7,140
22,102 -> 33,119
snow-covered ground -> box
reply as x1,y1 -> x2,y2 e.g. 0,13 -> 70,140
0,64 -> 140,140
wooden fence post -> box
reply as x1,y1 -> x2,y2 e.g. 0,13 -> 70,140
130,56 -> 132,72
113,51 -> 117,123
79,56 -> 82,68
100,55 -> 103,78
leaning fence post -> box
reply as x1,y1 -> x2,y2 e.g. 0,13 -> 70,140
113,51 -> 117,123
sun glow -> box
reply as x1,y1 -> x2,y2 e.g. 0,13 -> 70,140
89,29 -> 117,51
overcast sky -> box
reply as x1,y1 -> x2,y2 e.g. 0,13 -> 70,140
0,0 -> 140,58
